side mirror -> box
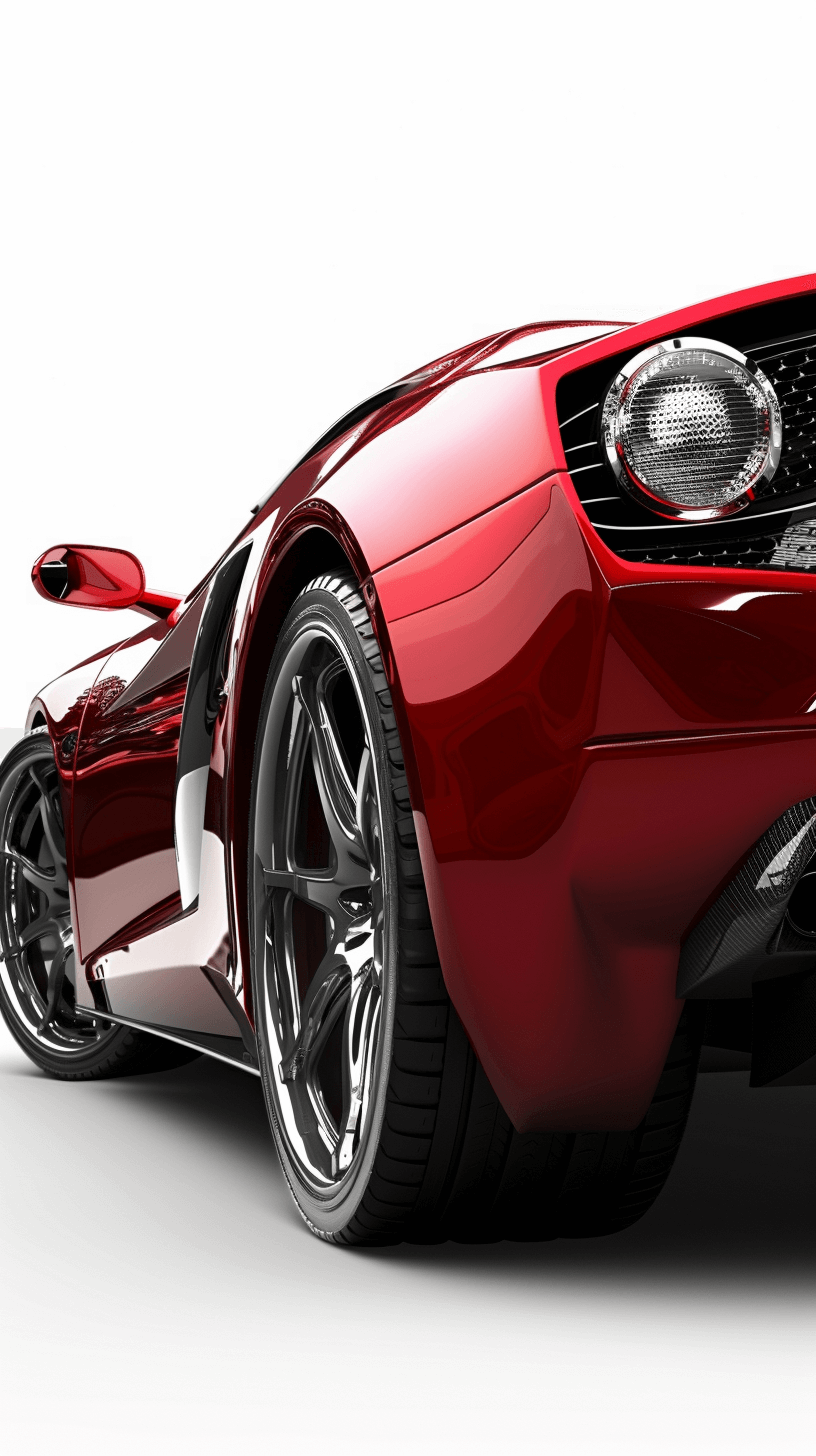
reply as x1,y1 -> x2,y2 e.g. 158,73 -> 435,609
32,545 -> 180,619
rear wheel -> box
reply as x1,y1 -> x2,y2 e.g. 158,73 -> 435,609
249,575 -> 702,1243
0,730 -> 199,1079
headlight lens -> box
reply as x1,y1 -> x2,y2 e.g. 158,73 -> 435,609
600,336 -> 783,519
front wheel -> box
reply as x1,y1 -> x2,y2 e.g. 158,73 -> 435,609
0,730 -> 199,1079
249,575 -> 701,1244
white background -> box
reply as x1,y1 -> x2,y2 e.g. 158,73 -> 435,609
3,0 -> 816,726
2,2 -> 816,1451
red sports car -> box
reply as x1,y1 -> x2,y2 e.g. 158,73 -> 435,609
4,274 -> 816,1244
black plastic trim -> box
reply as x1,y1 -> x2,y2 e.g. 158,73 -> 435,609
176,544 -> 252,790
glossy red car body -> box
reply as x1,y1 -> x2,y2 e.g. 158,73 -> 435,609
27,273 -> 816,1132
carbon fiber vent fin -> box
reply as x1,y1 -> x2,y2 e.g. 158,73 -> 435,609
678,799 -> 816,999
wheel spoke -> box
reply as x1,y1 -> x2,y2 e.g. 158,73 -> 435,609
30,764 -> 66,865
266,886 -> 301,1050
279,952 -> 349,1085
0,913 -> 68,962
314,655 -> 361,822
37,942 -> 69,1032
0,847 -> 61,893
294,671 -> 358,849
334,966 -> 380,1175
263,866 -> 348,921
354,746 -> 373,851
281,696 -> 311,869
24,912 -> 68,946
23,856 -> 66,893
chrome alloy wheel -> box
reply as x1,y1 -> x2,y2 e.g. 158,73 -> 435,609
0,735 -> 113,1055
252,619 -> 393,1198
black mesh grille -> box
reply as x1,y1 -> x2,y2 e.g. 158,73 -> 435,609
613,532 -> 789,570
750,336 -> 816,498
555,298 -> 816,573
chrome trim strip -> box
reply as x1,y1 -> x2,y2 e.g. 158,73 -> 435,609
559,401 -> 599,429
85,1008 -> 261,1076
589,499 -> 816,530
471,327 -> 620,371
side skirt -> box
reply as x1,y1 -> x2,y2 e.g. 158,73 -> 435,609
83,1009 -> 260,1076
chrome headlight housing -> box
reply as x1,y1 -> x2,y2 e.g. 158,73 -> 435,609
600,337 -> 783,520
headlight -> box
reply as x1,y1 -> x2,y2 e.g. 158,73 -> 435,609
600,336 -> 783,520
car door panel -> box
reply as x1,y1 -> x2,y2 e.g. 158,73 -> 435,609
71,592 -> 207,964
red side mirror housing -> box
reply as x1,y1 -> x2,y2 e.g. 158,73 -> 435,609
32,545 -> 180,619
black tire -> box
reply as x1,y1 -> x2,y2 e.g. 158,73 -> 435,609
249,575 -> 702,1243
0,729 -> 200,1081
